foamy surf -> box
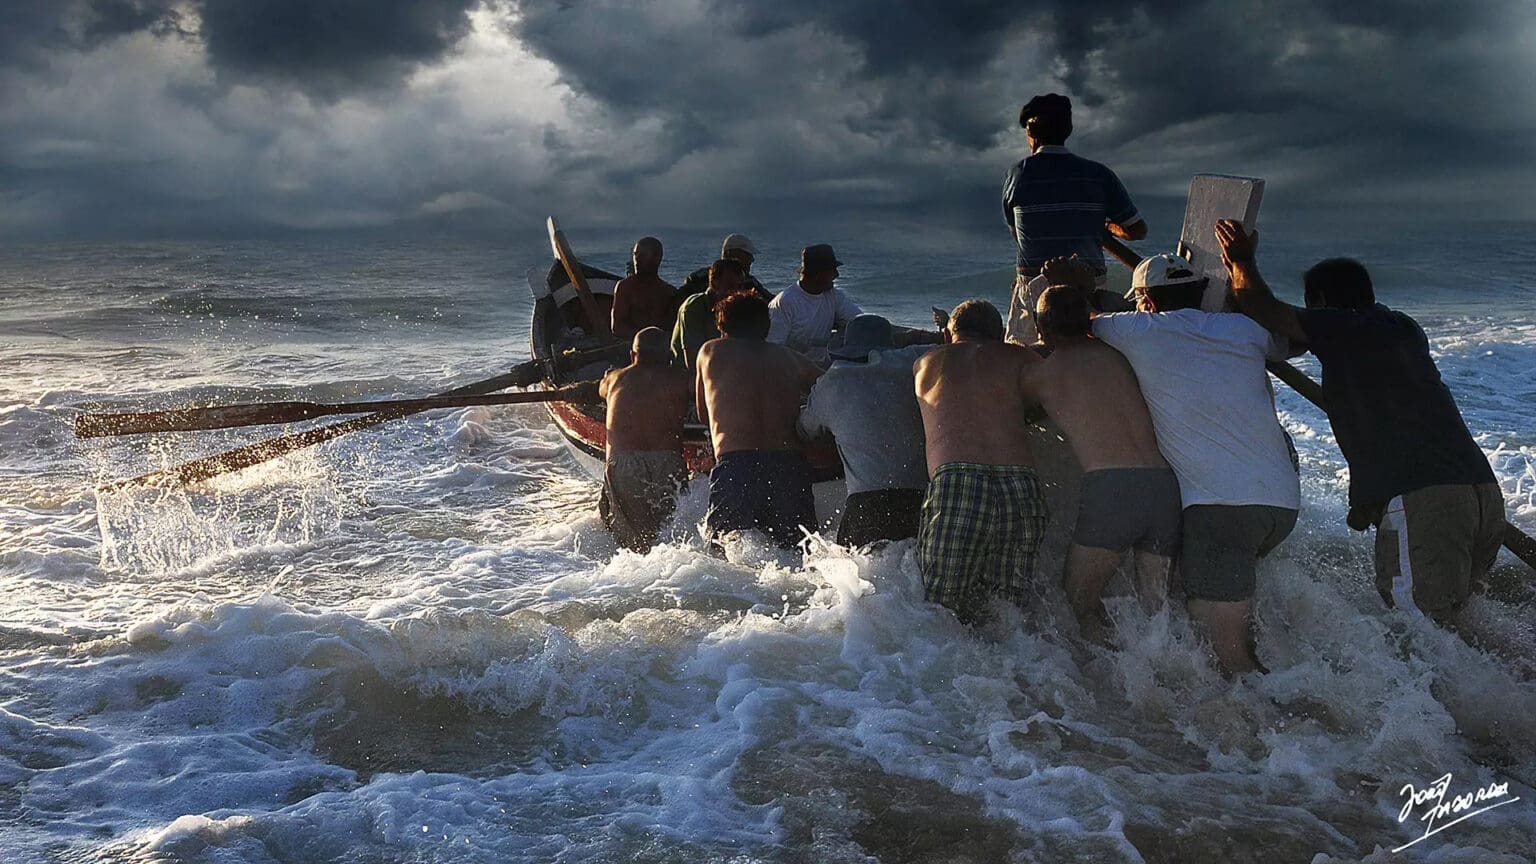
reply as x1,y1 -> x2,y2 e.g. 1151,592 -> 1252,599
3,231 -> 1534,862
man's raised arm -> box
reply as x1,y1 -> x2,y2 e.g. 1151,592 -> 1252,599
1216,220 -> 1307,345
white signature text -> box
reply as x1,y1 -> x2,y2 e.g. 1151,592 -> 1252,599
1394,772 -> 1519,852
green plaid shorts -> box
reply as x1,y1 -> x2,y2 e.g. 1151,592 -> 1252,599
918,462 -> 1049,620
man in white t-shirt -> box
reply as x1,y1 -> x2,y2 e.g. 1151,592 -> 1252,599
767,244 -> 864,361
1089,253 -> 1300,676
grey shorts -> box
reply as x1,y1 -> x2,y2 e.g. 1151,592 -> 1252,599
1374,482 -> 1505,620
1181,504 -> 1298,602
1074,468 -> 1182,555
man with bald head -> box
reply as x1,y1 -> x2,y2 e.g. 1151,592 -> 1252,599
913,299 -> 1049,622
611,237 -> 676,340
598,327 -> 694,551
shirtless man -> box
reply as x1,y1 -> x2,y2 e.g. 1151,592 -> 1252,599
695,293 -> 823,549
610,237 -> 676,340
1020,282 -> 1180,642
913,299 -> 1049,622
597,327 -> 693,552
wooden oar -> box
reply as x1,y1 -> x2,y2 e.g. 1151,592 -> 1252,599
77,384 -> 599,438
97,344 -> 626,491
1101,234 -> 1536,571
547,216 -> 611,340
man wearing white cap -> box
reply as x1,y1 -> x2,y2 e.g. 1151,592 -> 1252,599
1089,253 -> 1300,676
674,233 -> 771,309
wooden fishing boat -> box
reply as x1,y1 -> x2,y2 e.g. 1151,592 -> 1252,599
525,232 -> 1084,552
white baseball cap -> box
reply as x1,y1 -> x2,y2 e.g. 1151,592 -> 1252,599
1132,253 -> 1204,290
721,233 -> 756,257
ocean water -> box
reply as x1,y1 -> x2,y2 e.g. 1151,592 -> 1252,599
1,216 -> 1534,863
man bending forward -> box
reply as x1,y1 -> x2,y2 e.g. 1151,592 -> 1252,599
599,328 -> 693,551
914,300 -> 1049,622
696,293 -> 823,549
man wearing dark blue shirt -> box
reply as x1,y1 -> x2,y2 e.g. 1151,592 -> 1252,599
1215,219 -> 1505,631
1003,94 -> 1146,343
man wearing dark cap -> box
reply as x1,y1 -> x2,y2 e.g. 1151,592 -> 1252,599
798,315 -> 932,547
1003,93 -> 1147,344
767,244 -> 865,361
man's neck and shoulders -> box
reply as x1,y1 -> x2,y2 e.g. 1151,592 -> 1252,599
1013,143 -> 1106,173
615,272 -> 673,294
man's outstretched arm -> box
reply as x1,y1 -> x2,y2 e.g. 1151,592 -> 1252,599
1216,219 -> 1307,344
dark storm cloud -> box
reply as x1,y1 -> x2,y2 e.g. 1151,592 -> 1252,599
195,0 -> 480,94
503,0 -> 1532,217
0,0 -> 479,93
2,0 -> 1533,236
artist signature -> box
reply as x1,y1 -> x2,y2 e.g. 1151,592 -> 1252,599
1394,772 -> 1520,852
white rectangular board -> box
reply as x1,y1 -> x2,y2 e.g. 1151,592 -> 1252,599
1177,174 -> 1264,311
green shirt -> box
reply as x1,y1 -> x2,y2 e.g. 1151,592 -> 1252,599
669,281 -> 775,371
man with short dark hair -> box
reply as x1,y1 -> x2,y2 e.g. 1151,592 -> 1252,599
611,237 -> 676,340
1003,93 -> 1146,344
1215,219 -> 1505,631
1090,253 -> 1300,675
1020,282 -> 1180,642
798,314 -> 931,547
696,293 -> 824,550
598,327 -> 693,552
913,299 -> 1049,622
671,258 -> 747,371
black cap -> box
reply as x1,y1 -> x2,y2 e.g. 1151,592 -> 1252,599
801,243 -> 843,273
1019,93 -> 1072,128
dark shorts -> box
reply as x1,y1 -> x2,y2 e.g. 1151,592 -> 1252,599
1181,504 -> 1298,602
837,488 -> 924,548
1074,468 -> 1182,555
918,462 -> 1049,620
1374,482 -> 1506,620
705,450 -> 815,549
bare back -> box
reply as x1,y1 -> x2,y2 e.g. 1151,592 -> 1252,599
601,362 -> 692,455
1019,340 -> 1168,473
914,341 -> 1040,474
696,338 -> 822,455
611,275 -> 677,340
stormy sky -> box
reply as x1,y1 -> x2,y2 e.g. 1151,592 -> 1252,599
2,0 -> 1533,237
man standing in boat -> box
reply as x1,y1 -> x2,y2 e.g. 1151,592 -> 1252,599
674,234 -> 770,308
1090,254 -> 1300,675
1003,93 -> 1146,344
1215,220 -> 1505,632
798,315 -> 931,547
598,327 -> 694,552
914,300 -> 1050,622
610,237 -> 676,341
696,293 -> 824,551
1019,279 -> 1181,642
671,258 -> 747,372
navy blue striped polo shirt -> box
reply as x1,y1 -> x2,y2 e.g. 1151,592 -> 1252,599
1002,145 -> 1140,276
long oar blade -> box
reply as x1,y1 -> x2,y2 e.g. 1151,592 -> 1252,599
97,347 -> 622,490
77,384 -> 599,438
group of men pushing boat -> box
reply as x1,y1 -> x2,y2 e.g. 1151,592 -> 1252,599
593,93 -> 1506,676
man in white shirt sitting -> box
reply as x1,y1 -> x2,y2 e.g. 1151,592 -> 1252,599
767,244 -> 863,362
769,244 -> 941,363
1089,253 -> 1301,677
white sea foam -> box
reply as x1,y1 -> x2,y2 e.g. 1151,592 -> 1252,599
3,234 -> 1534,862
